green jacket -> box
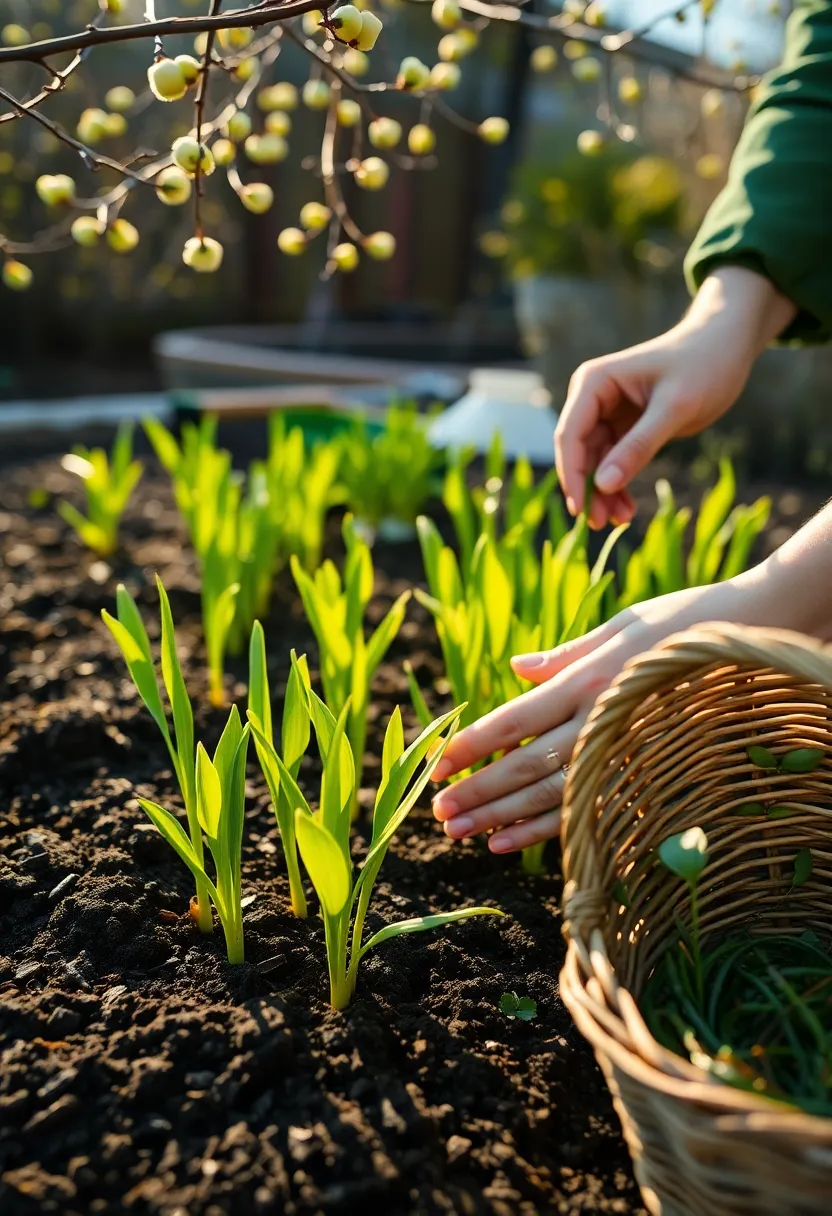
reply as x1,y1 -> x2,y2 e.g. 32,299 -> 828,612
684,0 -> 832,342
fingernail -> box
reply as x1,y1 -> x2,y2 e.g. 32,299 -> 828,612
432,796 -> 458,822
512,652 -> 545,669
432,759 -> 451,782
566,496 -> 577,516
595,463 -> 623,494
444,815 -> 474,839
489,835 -> 513,854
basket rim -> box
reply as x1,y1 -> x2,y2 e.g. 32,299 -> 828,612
559,621 -> 832,1137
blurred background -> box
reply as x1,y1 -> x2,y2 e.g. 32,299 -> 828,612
1,0 -> 830,476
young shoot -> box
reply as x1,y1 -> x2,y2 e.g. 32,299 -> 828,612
291,515 -> 410,813
138,706 -> 251,964
59,422 -> 142,556
102,576 -> 212,934
658,826 -> 709,1006
248,622 -> 310,918
248,679 -> 505,1008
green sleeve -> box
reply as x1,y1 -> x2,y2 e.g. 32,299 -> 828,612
684,0 -> 832,343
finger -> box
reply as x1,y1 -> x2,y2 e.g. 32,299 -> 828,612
608,488 -> 635,524
432,722 -> 578,814
489,810 -> 563,854
441,767 -> 567,840
594,384 -> 681,495
556,360 -> 628,514
510,615 -> 625,684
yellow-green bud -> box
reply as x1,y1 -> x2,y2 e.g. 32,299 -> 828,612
354,156 -> 389,189
302,10 -> 324,36
3,260 -> 32,291
148,58 -> 188,102
300,202 -> 332,231
175,55 -> 202,84
368,117 -> 402,149
265,111 -> 292,136
71,216 -> 103,247
155,165 -> 192,206
407,124 -> 436,155
35,174 -> 76,207
343,49 -> 370,76
278,227 -> 307,255
337,99 -> 362,127
212,139 -> 237,167
303,79 -> 331,110
572,57 -> 601,83
1,25 -> 29,48
576,129 -> 605,156
431,0 -> 461,30
258,83 -> 298,112
429,62 -> 460,90
77,108 -> 109,144
172,136 -> 215,176
107,218 -> 140,253
331,5 -> 363,41
333,242 -> 359,272
530,45 -> 557,72
225,110 -> 253,142
104,112 -> 128,138
478,117 -> 509,145
397,56 -> 431,91
183,236 -> 224,272
238,182 -> 275,214
105,86 -> 135,113
355,10 -> 383,51
618,76 -> 643,105
363,231 -> 396,260
244,133 -> 288,164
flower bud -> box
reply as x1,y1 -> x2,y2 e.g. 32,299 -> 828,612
265,111 -> 292,136
363,231 -> 396,260
572,57 -> 601,83
300,202 -> 332,231
212,139 -> 237,167
225,110 -> 253,142
71,216 -> 103,247
235,57 -> 257,82
333,242 -> 359,272
696,152 -> 723,180
278,227 -> 308,255
244,133 -> 288,164
343,49 -> 370,76
217,27 -> 253,50
431,0 -> 461,30
155,165 -> 192,206
437,32 -> 475,62
354,156 -> 389,189
77,108 -> 109,144
302,10 -> 325,36
1,25 -> 30,48
397,56 -> 430,90
368,117 -> 402,149
303,79 -> 331,110
172,136 -> 215,176
3,260 -> 32,291
407,124 -> 435,155
618,76 -> 643,105
258,82 -> 299,112
105,85 -> 135,113
530,45 -> 557,72
576,129 -> 605,156
176,55 -> 202,84
183,236 -> 224,272
429,62 -> 460,90
478,117 -> 509,144
337,99 -> 362,127
148,58 -> 188,102
105,112 -> 128,138
35,174 -> 76,207
331,5 -> 363,41
355,10 -> 383,51
107,218 -> 140,253
239,182 -> 275,214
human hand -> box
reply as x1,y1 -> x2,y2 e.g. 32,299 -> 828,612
556,268 -> 797,529
431,580 -> 751,856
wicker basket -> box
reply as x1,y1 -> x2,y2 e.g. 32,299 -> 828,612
559,623 -> 832,1216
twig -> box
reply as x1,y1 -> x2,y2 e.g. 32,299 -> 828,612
193,0 -> 225,241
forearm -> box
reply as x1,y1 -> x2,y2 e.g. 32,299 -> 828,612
732,501 -> 832,642
681,266 -> 797,354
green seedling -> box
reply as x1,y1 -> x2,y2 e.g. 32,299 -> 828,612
291,515 -> 410,812
59,422 -> 142,556
336,403 -> 442,535
138,706 -> 251,963
248,622 -> 311,918
249,680 -> 505,1008
499,991 -> 537,1021
102,576 -> 212,934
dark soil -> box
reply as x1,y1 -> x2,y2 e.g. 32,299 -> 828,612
0,441 -> 824,1216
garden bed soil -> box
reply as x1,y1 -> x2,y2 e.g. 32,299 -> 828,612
0,443 -> 825,1216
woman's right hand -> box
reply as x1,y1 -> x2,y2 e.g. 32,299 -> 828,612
555,267 -> 797,529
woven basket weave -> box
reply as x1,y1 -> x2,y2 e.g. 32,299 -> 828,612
559,623 -> 832,1216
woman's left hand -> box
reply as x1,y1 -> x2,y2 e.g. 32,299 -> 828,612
431,581 -> 750,855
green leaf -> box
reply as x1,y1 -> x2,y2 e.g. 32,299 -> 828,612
404,661 -> 433,731
499,991 -> 520,1016
365,591 -> 410,676
736,803 -> 766,817
282,651 -> 311,775
294,810 -> 352,918
137,796 -> 219,907
196,743 -> 223,839
248,717 -> 312,820
156,576 -> 194,797
612,878 -> 630,908
766,806 -> 794,819
658,828 -> 709,883
358,906 -> 506,960
143,416 -> 182,475
515,996 -> 537,1022
371,705 -> 464,846
321,699 -> 354,838
793,848 -> 813,887
102,607 -> 170,749
747,745 -> 778,770
381,706 -> 405,787
780,748 -> 824,774
247,621 -> 273,742
687,457 -> 735,586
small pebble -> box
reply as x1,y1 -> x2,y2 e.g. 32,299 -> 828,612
49,873 -> 80,902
